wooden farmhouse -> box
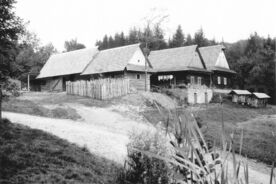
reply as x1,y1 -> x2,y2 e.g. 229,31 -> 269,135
198,45 -> 236,89
37,44 -> 153,92
149,44 -> 236,90
36,48 -> 99,91
149,45 -> 213,104
36,43 -> 236,103
149,45 -> 211,88
248,92 -> 270,108
229,90 -> 251,104
81,44 -> 153,91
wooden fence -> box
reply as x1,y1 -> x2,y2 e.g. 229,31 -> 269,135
66,78 -> 130,100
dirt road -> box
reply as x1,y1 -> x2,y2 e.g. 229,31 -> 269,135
3,104 -> 152,164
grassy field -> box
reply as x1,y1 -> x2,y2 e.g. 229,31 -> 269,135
2,97 -> 81,120
143,102 -> 276,165
4,92 -> 276,165
0,118 -> 121,184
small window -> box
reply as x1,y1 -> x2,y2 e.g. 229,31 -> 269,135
190,76 -> 195,84
137,59 -> 140,63
217,76 -> 221,85
158,75 -> 173,81
136,74 -> 140,79
224,77 -> 227,85
198,77 -> 202,85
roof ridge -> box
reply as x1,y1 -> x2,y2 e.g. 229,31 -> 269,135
199,44 -> 225,49
99,43 -> 140,52
150,45 -> 198,53
50,47 -> 98,58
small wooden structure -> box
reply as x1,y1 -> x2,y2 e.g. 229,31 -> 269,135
229,90 -> 251,105
248,92 -> 270,108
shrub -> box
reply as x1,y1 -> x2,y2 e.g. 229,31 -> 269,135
123,129 -> 174,184
161,88 -> 188,106
2,78 -> 21,97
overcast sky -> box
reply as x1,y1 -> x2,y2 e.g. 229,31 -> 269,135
15,0 -> 276,52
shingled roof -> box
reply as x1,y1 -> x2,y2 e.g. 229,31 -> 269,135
252,92 -> 271,99
148,45 -> 208,72
81,44 -> 151,75
198,45 -> 236,73
229,90 -> 251,95
37,48 -> 98,79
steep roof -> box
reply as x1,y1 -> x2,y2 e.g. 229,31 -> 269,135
199,45 -> 235,73
148,45 -> 208,72
229,90 -> 251,95
81,44 -> 147,75
126,64 -> 155,73
37,48 -> 98,79
252,92 -> 271,99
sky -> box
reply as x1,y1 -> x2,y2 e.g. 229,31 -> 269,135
15,0 -> 276,52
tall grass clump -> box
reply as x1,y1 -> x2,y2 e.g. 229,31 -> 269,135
122,98 -> 276,184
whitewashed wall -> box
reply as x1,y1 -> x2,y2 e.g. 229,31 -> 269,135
128,48 -> 146,66
187,88 -> 213,104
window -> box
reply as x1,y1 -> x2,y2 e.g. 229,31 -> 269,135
190,76 -> 195,84
136,74 -> 140,79
198,77 -> 202,85
217,76 -> 221,84
224,77 -> 227,85
158,75 -> 173,81
137,59 -> 140,63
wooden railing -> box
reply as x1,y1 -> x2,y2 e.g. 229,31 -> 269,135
66,78 -> 130,100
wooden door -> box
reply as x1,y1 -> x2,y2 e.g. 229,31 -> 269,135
194,93 -> 197,104
205,92 -> 208,103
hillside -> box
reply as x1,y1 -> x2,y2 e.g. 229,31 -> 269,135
0,118 -> 121,184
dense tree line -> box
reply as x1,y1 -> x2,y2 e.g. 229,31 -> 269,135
225,33 -> 275,96
95,25 -> 218,51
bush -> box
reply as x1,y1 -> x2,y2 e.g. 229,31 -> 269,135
2,78 -> 21,97
161,88 -> 188,106
123,129 -> 174,184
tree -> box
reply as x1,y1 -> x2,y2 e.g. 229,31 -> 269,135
0,0 -> 23,81
119,32 -> 126,46
101,35 -> 109,50
114,33 -> 121,47
64,38 -> 85,52
226,33 -> 275,101
10,31 -> 57,80
0,0 -> 24,119
30,43 -> 57,74
193,28 -> 208,47
108,36 -> 114,48
148,24 -> 167,50
128,27 -> 139,44
185,34 -> 193,46
170,25 -> 185,48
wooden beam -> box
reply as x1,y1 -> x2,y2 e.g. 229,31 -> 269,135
27,74 -> 30,92
0,85 -> 2,120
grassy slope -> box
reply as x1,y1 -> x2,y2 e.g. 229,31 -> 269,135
2,98 -> 81,120
0,119 -> 121,184
143,102 -> 276,165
